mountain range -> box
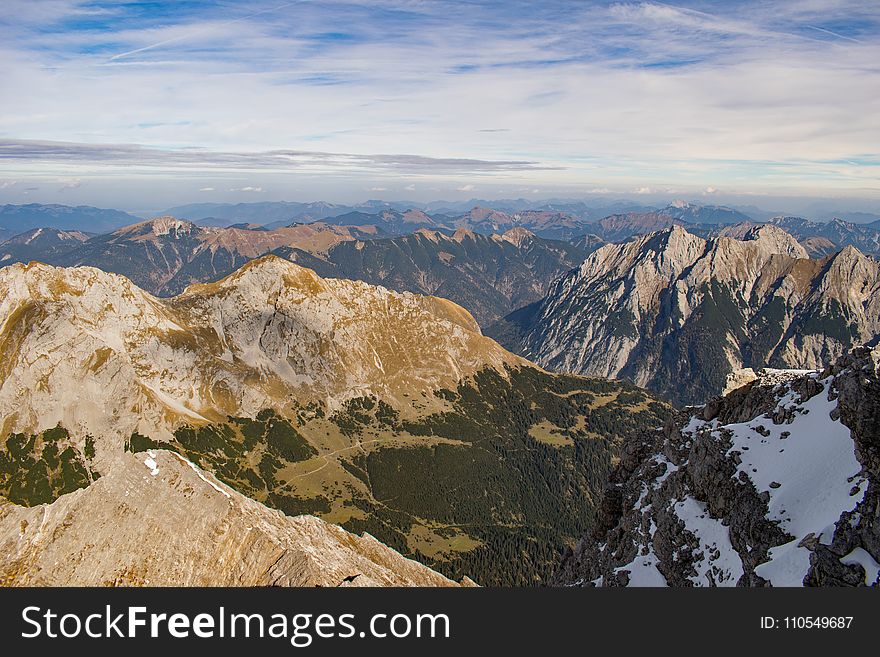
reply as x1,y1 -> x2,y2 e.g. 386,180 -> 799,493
488,225 -> 880,405
0,216 -> 589,325
2,218 -> 878,587
0,203 -> 140,234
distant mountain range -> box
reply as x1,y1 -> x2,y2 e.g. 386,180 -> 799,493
0,203 -> 140,233
0,216 -> 588,325
488,225 -> 880,405
770,216 -> 880,257
28,217 -> 380,297
277,227 -> 590,325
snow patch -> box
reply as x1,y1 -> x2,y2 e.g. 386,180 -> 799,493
143,450 -> 159,476
840,547 -> 880,586
754,539 -> 811,586
672,496 -> 743,586
615,553 -> 668,587
171,451 -> 232,499
723,377 -> 866,585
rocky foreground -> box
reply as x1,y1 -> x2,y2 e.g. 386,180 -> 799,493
554,346 -> 880,587
0,449 -> 470,587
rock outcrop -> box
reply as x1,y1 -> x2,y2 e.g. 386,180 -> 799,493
553,346 -> 880,587
0,450 -> 466,587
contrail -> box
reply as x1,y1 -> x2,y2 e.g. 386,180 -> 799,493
108,0 -> 304,62
805,25 -> 862,43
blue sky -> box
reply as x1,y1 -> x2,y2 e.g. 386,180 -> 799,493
0,0 -> 878,210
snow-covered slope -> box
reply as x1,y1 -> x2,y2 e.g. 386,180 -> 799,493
554,346 -> 880,587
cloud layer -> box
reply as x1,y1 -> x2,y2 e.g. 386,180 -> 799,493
0,0 -> 878,205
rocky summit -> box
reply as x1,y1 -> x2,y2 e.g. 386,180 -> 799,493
553,347 -> 880,587
490,224 -> 880,405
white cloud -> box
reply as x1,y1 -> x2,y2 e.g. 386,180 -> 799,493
404,184 -> 416,191
368,186 -> 387,191
457,184 -> 476,192
229,186 -> 263,193
0,180 -> 18,189
58,178 -> 81,190
634,186 -> 653,194
0,1 -> 878,202
199,186 -> 215,191
704,186 -> 718,194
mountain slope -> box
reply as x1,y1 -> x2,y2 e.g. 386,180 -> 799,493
276,227 -> 588,325
0,257 -> 669,585
489,225 -> 880,405
0,450 -> 465,587
0,227 -> 89,265
553,347 -> 880,587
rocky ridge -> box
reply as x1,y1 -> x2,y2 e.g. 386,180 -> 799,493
0,256 -> 520,465
0,448 -> 467,586
553,347 -> 880,587
490,224 -> 880,404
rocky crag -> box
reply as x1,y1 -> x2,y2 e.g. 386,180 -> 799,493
554,347 -> 880,587
490,225 -> 880,404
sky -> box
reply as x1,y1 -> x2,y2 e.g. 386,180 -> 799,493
0,0 -> 878,212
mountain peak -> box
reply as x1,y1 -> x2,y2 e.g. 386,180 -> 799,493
499,227 -> 535,247
117,216 -> 198,239
183,253 -> 323,297
741,224 -> 809,259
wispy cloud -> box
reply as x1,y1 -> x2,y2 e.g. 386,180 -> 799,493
0,0 -> 878,205
0,139 -> 550,174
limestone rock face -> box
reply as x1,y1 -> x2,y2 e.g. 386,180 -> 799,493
554,347 -> 880,587
0,450 -> 462,587
490,225 -> 880,404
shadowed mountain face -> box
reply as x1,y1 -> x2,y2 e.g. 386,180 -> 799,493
488,225 -> 880,405
0,227 -> 89,265
554,348 -> 880,588
0,257 -> 670,585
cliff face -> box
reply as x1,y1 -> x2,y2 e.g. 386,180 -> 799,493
554,347 -> 880,587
